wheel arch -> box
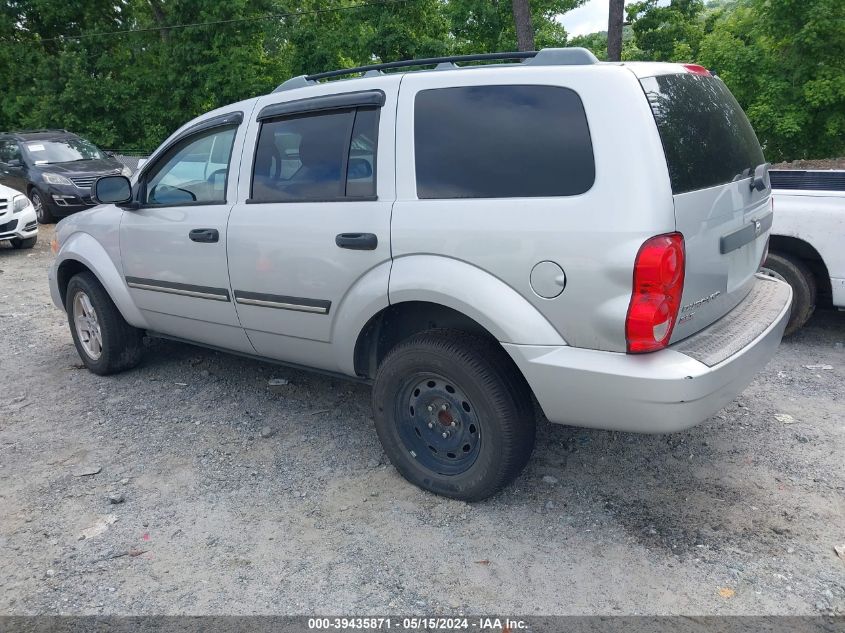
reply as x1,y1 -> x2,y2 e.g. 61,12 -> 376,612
54,233 -> 149,329
354,300 -> 503,379
768,234 -> 832,301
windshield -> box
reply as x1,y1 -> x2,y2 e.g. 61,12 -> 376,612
639,73 -> 765,195
23,138 -> 106,164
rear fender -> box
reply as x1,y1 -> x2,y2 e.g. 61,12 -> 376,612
388,255 -> 566,346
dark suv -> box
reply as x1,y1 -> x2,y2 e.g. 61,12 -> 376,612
0,130 -> 129,223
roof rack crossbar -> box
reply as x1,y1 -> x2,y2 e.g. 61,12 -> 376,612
306,51 -> 538,81
273,47 -> 599,93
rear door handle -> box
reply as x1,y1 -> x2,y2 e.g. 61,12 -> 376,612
189,228 -> 219,243
335,232 -> 377,250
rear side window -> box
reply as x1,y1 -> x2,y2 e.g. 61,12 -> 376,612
414,85 -> 594,199
251,107 -> 379,203
640,74 -> 765,195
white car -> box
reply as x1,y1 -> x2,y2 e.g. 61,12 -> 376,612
765,169 -> 845,334
0,183 -> 38,249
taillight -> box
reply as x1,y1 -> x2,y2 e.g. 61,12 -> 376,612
683,64 -> 711,76
626,233 -> 685,353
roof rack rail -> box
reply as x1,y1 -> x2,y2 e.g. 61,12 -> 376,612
273,47 -> 599,93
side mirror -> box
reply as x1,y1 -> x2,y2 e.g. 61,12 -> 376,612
7,158 -> 22,168
94,175 -> 132,205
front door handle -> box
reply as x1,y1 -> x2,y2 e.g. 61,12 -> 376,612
189,228 -> 219,243
335,232 -> 377,250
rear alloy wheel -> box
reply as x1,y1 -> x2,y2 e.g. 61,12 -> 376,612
372,329 -> 535,501
760,252 -> 816,335
31,190 -> 55,224
66,271 -> 143,375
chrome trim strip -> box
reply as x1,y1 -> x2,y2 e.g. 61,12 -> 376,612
235,296 -> 329,314
126,277 -> 229,301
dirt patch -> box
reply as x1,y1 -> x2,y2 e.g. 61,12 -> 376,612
1,226 -> 844,615
772,157 -> 845,170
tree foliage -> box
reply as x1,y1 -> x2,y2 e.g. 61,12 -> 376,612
624,0 -> 845,160
0,0 -> 841,160
0,0 -> 588,151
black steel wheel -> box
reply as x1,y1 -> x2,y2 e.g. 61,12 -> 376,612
372,329 -> 535,501
397,372 -> 482,476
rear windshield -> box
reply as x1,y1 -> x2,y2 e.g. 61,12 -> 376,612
639,73 -> 765,195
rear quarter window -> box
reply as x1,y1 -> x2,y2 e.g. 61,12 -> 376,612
640,73 -> 765,195
414,85 -> 595,199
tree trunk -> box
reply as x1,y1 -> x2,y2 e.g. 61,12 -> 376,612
148,0 -> 169,42
607,0 -> 624,61
512,0 -> 535,52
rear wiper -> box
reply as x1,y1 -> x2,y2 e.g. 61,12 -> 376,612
750,163 -> 770,192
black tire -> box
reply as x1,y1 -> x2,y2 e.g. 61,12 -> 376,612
10,235 -> 37,249
66,271 -> 143,375
30,189 -> 55,224
372,329 -> 535,501
761,252 -> 816,336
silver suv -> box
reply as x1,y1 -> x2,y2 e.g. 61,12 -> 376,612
49,49 -> 791,500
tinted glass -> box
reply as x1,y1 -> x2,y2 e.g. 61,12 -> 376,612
145,126 -> 236,205
640,74 -> 765,195
22,137 -> 105,163
346,108 -> 379,198
252,109 -> 355,202
414,85 -> 594,199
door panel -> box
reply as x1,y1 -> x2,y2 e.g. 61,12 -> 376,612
227,77 -> 398,371
120,118 -> 254,353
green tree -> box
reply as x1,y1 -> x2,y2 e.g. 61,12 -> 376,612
626,0 -> 705,61
699,0 -> 845,160
446,0 -> 582,53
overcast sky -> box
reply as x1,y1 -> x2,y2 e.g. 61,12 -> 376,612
559,0 -> 670,37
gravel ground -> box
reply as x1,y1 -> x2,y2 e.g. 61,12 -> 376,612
0,225 -> 843,616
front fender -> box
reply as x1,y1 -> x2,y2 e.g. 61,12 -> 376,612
50,232 -> 149,329
388,255 -> 566,346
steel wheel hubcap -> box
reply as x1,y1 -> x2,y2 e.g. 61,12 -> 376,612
73,291 -> 103,360
397,373 -> 481,475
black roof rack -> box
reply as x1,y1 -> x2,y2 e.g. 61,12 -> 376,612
273,47 -> 599,93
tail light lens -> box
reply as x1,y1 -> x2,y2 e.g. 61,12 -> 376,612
626,233 -> 686,353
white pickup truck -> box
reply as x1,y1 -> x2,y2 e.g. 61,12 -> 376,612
764,169 -> 845,334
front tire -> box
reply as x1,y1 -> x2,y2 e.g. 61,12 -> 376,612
30,190 -> 55,224
66,272 -> 143,375
10,236 -> 37,249
761,252 -> 816,335
372,329 -> 535,501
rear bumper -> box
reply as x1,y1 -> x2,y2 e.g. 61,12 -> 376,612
504,275 -> 792,433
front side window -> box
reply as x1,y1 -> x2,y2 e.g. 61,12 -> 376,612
251,107 -> 379,202
0,140 -> 22,163
22,137 -> 105,164
414,85 -> 595,199
144,126 -> 237,206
